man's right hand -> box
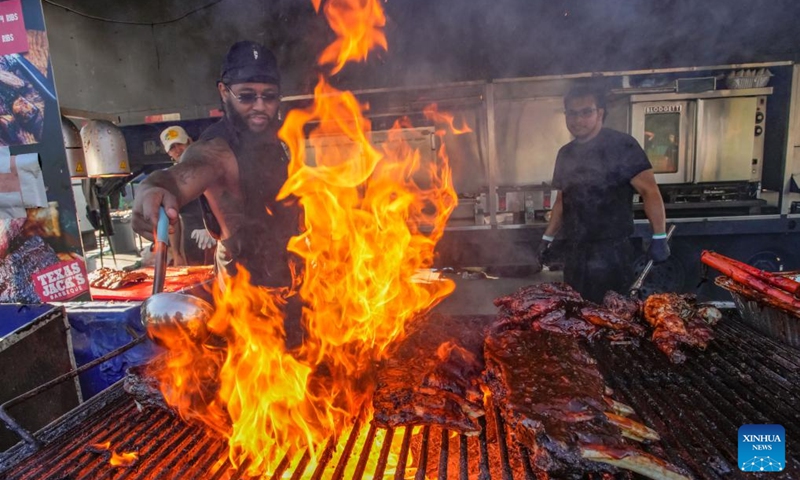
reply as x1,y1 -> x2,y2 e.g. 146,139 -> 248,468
132,186 -> 180,241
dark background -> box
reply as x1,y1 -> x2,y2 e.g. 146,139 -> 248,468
41,0 -> 800,121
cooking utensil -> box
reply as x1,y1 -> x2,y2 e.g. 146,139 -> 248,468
152,207 -> 169,294
629,224 -> 676,298
141,207 -> 213,346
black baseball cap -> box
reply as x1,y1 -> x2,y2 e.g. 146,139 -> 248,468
220,41 -> 280,86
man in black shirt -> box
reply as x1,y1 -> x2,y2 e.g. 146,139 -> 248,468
538,86 -> 669,303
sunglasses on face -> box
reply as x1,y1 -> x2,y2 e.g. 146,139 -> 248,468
226,85 -> 281,105
564,108 -> 598,119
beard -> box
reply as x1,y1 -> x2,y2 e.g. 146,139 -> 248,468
223,97 -> 278,135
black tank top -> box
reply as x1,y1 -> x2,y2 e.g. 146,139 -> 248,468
199,117 -> 299,287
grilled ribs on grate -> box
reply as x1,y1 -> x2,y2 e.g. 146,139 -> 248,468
372,314 -> 493,434
493,283 -> 646,340
643,293 -> 715,364
483,328 -> 690,480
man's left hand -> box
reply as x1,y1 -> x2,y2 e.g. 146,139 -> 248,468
648,237 -> 671,263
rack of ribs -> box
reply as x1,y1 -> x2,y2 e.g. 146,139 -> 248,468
88,267 -> 149,290
493,283 -> 647,340
483,328 -> 690,479
371,314 -> 492,434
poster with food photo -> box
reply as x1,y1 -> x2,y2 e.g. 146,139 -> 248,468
0,0 -> 52,147
0,0 -> 89,304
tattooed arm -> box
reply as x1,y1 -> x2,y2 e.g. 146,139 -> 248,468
133,138 -> 232,240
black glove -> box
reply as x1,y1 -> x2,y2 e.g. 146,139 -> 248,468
537,237 -> 553,265
648,236 -> 671,263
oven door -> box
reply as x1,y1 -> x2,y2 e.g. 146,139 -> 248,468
631,101 -> 695,184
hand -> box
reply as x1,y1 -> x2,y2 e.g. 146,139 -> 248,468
537,237 -> 553,265
132,186 -> 180,241
648,237 -> 671,263
191,229 -> 217,250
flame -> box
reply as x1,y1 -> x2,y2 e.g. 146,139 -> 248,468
435,340 -> 477,365
148,0 -> 468,476
89,441 -> 110,451
109,451 -> 139,467
313,0 -> 388,74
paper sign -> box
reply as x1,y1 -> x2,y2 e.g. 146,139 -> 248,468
0,0 -> 28,56
16,153 -> 47,208
32,259 -> 90,302
0,146 -> 24,218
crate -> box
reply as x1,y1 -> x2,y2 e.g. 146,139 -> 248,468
715,276 -> 800,349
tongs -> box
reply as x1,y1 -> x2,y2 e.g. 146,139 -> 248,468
629,224 -> 676,298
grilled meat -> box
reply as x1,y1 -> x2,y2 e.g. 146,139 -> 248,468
88,267 -> 149,290
602,291 -> 641,322
483,328 -> 689,479
643,293 -> 715,364
0,235 -> 59,302
12,96 -> 38,127
0,70 -> 25,90
493,283 -> 647,340
372,314 -> 492,434
0,217 -> 26,258
494,282 -> 582,319
579,306 -> 647,337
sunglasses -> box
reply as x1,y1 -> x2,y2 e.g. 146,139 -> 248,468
226,85 -> 281,105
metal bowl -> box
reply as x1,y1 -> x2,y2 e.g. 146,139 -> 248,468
140,292 -> 213,346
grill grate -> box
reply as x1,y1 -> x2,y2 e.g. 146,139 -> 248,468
1,314 -> 799,479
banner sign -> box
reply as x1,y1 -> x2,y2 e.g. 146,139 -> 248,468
32,259 -> 90,302
0,0 -> 28,56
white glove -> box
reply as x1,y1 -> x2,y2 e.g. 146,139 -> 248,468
191,229 -> 217,250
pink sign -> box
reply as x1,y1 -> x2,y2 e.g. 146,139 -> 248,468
32,259 -> 90,302
0,0 -> 28,56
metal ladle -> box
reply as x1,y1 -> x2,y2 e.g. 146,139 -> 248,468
140,207 -> 213,346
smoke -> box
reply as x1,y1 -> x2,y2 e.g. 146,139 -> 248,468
45,0 -> 800,117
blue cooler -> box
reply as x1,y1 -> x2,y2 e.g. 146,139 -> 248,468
63,302 -> 160,399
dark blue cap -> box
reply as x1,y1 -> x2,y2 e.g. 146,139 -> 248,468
220,41 -> 280,86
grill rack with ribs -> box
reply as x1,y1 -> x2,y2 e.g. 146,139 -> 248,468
495,282 -> 721,363
483,327 -> 690,479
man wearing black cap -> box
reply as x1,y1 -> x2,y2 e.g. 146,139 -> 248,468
132,41 -> 298,290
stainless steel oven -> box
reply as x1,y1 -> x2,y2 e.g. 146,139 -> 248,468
630,93 -> 768,185
631,101 -> 696,184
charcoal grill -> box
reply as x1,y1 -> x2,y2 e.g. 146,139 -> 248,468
1,313 -> 799,479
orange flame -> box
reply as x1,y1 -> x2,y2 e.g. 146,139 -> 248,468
435,340 -> 477,365
89,441 -> 110,451
148,0 -> 467,476
313,0 -> 388,75
109,451 -> 139,467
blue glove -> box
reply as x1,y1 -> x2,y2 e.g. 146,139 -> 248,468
648,236 -> 671,263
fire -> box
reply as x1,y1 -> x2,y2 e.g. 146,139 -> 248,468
89,441 -> 110,451
109,451 -> 139,467
149,0 -> 468,476
313,0 -> 388,74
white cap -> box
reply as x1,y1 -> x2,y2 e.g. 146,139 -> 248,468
159,126 -> 190,152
